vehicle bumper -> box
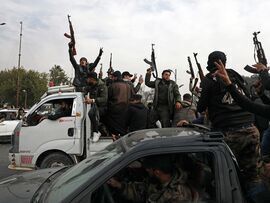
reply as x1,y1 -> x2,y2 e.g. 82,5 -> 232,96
8,153 -> 36,170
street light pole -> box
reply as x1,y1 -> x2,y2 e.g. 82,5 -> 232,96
16,21 -> 23,108
22,90 -> 27,109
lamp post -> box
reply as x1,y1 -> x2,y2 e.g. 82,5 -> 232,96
16,21 -> 23,108
22,89 -> 27,109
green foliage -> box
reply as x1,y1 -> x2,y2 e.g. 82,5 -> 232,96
49,65 -> 70,86
0,67 -> 48,108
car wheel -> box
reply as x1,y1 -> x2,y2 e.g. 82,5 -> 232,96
40,152 -> 74,168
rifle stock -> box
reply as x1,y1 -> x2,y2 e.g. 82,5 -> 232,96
187,56 -> 195,79
193,53 -> 204,81
144,44 -> 158,78
64,15 -> 76,55
244,31 -> 267,74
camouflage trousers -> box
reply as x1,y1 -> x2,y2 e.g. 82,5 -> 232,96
223,124 -> 261,184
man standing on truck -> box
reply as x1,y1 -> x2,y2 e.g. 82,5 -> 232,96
145,69 -> 182,127
84,71 -> 108,142
106,71 -> 133,138
197,51 -> 266,201
68,42 -> 103,91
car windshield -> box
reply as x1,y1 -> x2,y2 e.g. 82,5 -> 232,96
43,139 -> 125,202
43,128 -> 201,202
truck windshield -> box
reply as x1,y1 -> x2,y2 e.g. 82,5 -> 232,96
43,139 -> 125,202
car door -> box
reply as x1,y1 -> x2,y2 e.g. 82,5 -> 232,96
74,146 -> 221,203
20,96 -> 78,155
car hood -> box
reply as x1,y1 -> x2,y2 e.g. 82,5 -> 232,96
0,167 -> 64,203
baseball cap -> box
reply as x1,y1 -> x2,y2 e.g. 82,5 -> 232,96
122,71 -> 133,77
87,71 -> 98,80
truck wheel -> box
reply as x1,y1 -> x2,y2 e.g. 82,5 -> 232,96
40,152 -> 74,168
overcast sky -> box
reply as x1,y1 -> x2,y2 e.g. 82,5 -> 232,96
1,0 -> 270,93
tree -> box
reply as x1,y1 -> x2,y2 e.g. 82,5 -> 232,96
49,65 -> 70,86
0,67 -> 48,108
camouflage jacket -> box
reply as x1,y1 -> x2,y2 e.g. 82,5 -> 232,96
121,169 -> 197,203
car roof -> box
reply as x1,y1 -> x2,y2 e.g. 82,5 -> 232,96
121,126 -> 225,152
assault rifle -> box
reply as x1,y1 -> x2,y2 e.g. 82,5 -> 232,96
193,53 -> 204,81
244,31 -> 268,74
99,63 -> 103,79
64,15 -> 76,55
186,56 -> 198,92
107,53 -> 114,73
144,44 -> 158,78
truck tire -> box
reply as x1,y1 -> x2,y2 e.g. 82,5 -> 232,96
40,152 -> 74,168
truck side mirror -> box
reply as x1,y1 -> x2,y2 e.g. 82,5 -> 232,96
68,128 -> 74,137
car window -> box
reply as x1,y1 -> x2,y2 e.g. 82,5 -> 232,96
26,98 -> 74,126
43,139 -> 125,202
90,152 -> 216,203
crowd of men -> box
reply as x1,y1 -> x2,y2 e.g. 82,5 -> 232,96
68,40 -> 270,202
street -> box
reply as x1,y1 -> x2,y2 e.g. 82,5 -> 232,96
0,143 -> 24,179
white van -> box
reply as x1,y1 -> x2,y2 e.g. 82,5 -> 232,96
9,86 -> 112,169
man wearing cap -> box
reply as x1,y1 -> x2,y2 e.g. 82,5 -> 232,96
106,71 -> 133,137
126,94 -> 148,132
145,69 -> 181,127
84,71 -> 108,142
107,155 -> 197,202
122,71 -> 143,94
197,51 -> 264,201
68,42 -> 103,91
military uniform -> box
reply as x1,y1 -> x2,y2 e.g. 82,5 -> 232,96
145,73 -> 181,127
120,169 -> 197,203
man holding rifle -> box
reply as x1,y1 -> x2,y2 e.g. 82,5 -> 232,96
145,68 -> 181,127
65,15 -> 103,91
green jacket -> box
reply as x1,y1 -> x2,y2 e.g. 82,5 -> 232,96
85,79 -> 108,108
145,73 -> 181,116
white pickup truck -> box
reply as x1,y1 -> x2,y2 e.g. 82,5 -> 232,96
9,85 -> 112,169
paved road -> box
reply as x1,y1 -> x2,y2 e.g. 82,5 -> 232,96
0,143 -> 24,179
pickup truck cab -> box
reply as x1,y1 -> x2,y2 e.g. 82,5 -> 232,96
9,85 -> 112,169
1,127 -> 267,202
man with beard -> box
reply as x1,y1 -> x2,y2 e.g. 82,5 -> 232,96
145,69 -> 181,127
68,42 -> 103,91
122,71 -> 144,94
84,72 -> 107,142
107,155 -> 198,203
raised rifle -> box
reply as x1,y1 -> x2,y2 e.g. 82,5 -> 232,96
144,44 -> 158,78
110,53 -> 112,70
193,53 -> 204,81
244,31 -> 268,73
64,15 -> 76,55
186,56 -> 198,93
99,63 -> 103,79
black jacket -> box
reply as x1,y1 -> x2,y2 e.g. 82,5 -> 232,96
197,69 -> 254,129
226,84 -> 270,119
69,48 -> 101,87
126,103 -> 148,132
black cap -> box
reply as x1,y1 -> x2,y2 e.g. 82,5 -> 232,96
87,71 -> 98,80
122,71 -> 133,77
206,51 -> 227,72
112,70 -> 121,78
